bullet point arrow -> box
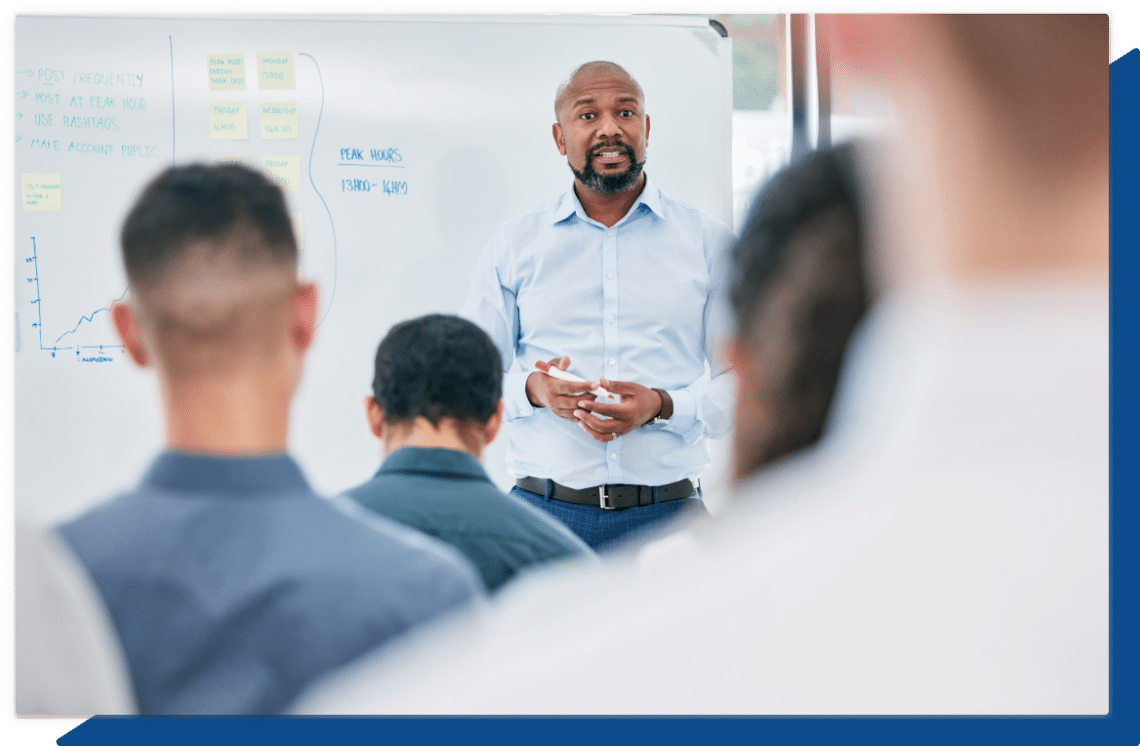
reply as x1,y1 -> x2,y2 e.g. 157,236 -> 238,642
17,90 -> 27,98
16,69 -> 34,77
16,112 -> 22,119
15,136 -> 21,143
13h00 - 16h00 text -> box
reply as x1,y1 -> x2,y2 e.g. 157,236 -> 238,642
341,179 -> 408,195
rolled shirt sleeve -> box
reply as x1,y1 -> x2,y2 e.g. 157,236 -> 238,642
645,218 -> 737,446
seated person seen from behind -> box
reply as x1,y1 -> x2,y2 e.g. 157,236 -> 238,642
345,313 -> 596,593
295,15 -> 1110,715
727,142 -> 869,484
58,164 -> 482,716
635,142 -> 870,563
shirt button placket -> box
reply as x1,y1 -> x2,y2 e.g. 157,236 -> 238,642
601,226 -> 621,482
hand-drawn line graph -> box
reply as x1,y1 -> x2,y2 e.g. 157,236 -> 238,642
54,288 -> 127,345
22,44 -> 342,365
26,236 -> 125,359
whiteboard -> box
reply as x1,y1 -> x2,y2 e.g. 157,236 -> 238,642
14,14 -> 733,524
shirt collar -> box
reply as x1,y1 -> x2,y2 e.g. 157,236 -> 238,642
377,446 -> 491,482
553,175 -> 663,226
140,450 -> 310,494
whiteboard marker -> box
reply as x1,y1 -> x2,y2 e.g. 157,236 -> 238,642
541,366 -> 617,401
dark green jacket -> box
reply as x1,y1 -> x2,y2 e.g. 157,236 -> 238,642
347,447 -> 594,592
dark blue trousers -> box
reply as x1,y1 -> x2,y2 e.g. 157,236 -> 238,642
510,485 -> 708,551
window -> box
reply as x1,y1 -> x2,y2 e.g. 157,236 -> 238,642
713,14 -> 790,231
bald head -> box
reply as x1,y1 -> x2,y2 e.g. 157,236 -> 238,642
554,61 -> 645,124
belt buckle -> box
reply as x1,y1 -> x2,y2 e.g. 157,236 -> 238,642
598,485 -> 615,510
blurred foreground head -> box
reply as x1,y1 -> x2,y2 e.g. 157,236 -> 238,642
831,14 -> 1107,286
111,163 -> 316,391
728,145 -> 868,481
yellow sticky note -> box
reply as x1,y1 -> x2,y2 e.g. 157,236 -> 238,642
257,52 -> 295,90
260,102 -> 298,140
211,153 -> 251,165
22,173 -> 62,212
263,155 -> 301,193
207,52 -> 246,91
291,212 -> 304,252
209,102 -> 248,140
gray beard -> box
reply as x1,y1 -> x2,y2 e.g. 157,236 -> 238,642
570,149 -> 646,195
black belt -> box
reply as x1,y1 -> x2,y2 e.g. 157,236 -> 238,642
516,476 -> 696,511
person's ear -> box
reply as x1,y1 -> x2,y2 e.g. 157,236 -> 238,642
553,122 -> 567,156
644,113 -> 650,145
726,337 -> 751,379
292,281 -> 318,353
483,400 -> 505,446
111,300 -> 149,368
364,396 -> 385,440
726,338 -> 764,415
727,337 -> 771,483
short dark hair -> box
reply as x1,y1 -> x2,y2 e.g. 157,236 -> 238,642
120,163 -> 296,288
371,314 -> 503,427
730,143 -> 869,464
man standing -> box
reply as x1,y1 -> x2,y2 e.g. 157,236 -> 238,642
58,164 -> 481,715
298,15 -> 1109,716
345,314 -> 594,593
461,61 -> 735,549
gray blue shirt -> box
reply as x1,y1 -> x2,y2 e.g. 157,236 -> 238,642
58,451 -> 482,715
347,447 -> 594,592
460,178 -> 736,489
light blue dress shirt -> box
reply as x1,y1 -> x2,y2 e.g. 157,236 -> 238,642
461,178 -> 736,489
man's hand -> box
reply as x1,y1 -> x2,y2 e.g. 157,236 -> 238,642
526,356 -> 599,422
574,379 -> 667,442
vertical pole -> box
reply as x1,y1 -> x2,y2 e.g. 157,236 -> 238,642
789,14 -> 809,161
816,14 -> 833,149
